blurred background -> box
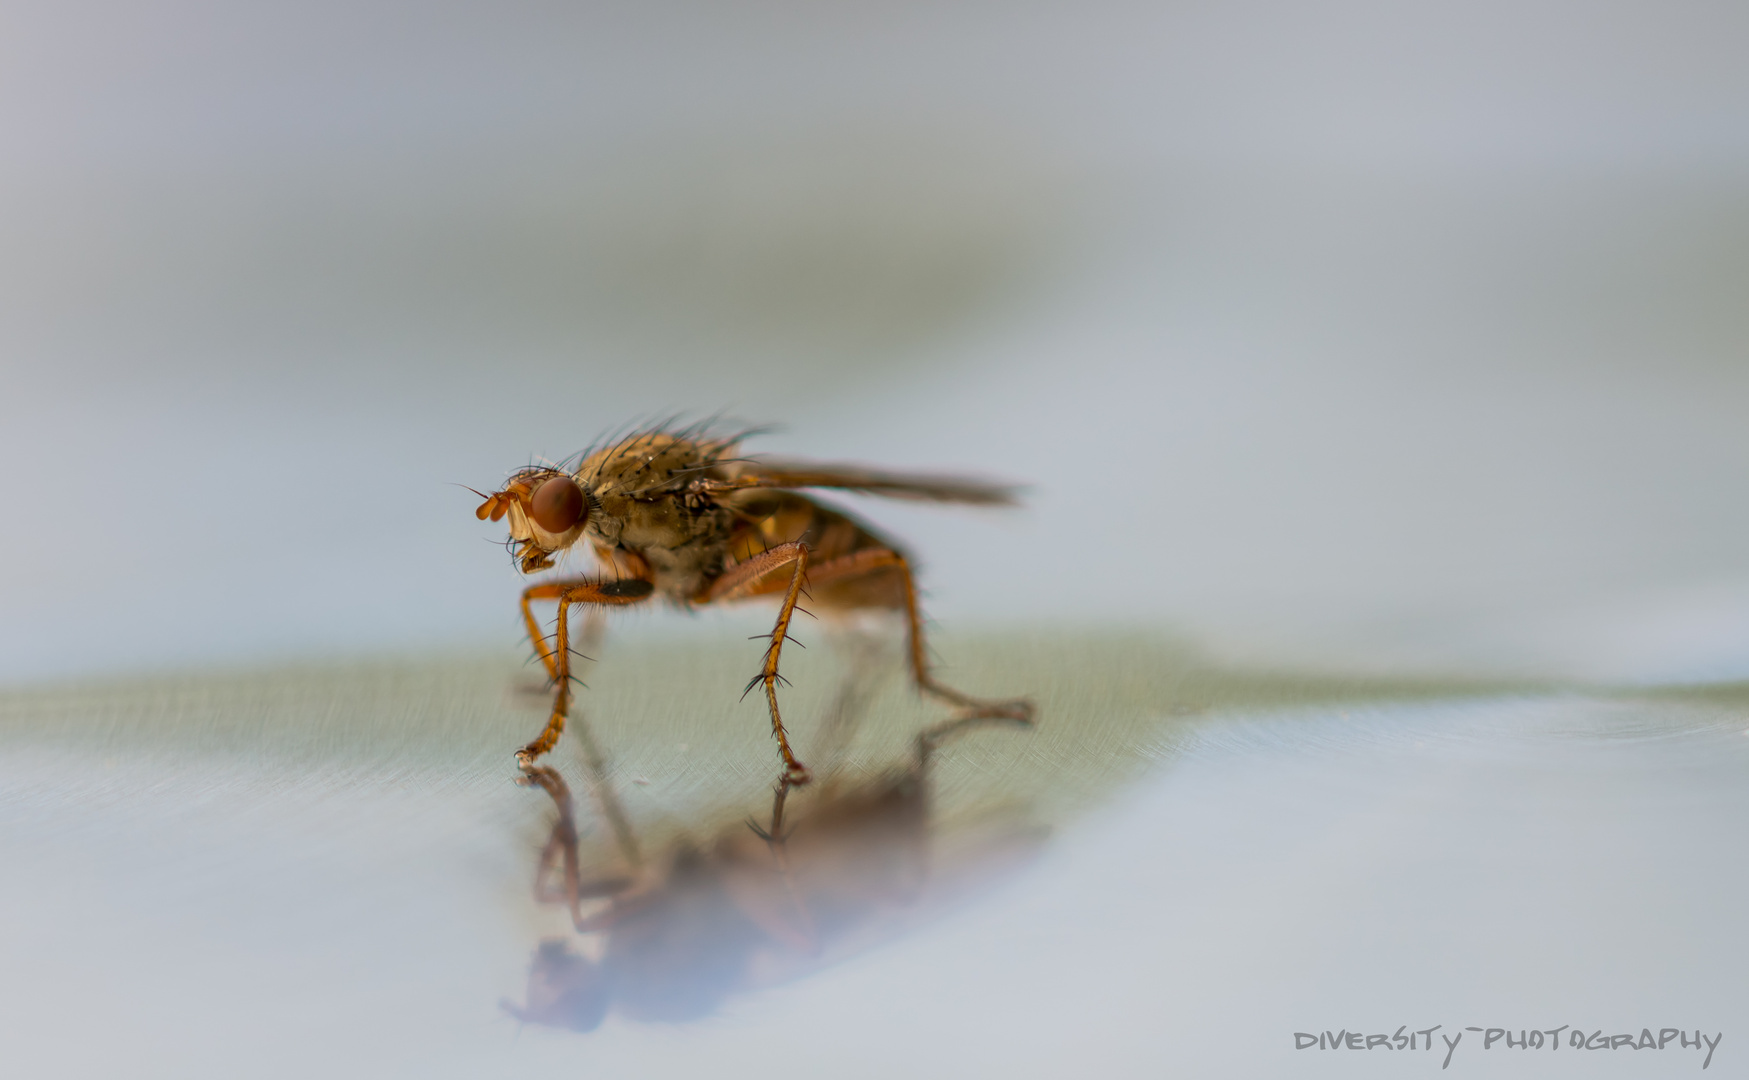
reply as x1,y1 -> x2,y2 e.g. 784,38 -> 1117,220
4,0 -> 1747,686
4,2 -> 1749,1077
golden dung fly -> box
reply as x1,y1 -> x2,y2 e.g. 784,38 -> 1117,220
473,423 -> 1034,785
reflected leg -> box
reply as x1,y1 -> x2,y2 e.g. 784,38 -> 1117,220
518,765 -> 635,930
914,713 -> 1035,769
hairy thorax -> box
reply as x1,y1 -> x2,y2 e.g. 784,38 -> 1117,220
577,435 -> 737,602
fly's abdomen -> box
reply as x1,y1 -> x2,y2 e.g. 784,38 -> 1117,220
725,492 -> 908,610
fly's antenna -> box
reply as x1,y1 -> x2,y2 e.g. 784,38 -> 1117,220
459,482 -> 510,521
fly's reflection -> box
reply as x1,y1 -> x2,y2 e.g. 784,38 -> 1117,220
502,714 -> 1038,1030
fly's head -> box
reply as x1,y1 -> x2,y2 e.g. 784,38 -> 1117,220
475,467 -> 594,574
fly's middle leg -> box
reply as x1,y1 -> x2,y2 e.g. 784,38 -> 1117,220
704,541 -> 815,785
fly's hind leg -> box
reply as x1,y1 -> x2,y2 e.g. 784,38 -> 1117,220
516,577 -> 655,769
800,547 -> 1036,728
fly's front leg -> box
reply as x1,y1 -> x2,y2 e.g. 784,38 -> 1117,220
517,578 -> 654,769
520,582 -> 572,682
516,592 -> 639,865
519,584 -> 610,683
703,541 -> 813,785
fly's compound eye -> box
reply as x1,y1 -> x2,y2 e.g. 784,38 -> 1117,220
531,475 -> 586,533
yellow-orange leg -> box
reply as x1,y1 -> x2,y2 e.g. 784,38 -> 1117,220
801,547 -> 1036,727
519,581 -> 606,682
512,604 -> 641,867
703,541 -> 814,785
516,578 -> 654,768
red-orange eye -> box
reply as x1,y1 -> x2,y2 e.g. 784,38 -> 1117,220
531,475 -> 586,533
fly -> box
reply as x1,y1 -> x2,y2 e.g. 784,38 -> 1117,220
472,422 -> 1035,785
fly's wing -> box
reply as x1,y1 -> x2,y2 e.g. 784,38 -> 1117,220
704,458 -> 1022,506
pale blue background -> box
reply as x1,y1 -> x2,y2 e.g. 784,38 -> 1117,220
2,4 -> 1748,1077
3,0 -> 1747,686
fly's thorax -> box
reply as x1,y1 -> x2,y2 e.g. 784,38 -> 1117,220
583,488 -> 634,543
614,494 -> 707,552
580,493 -> 626,547
495,430 -> 740,576
578,434 -> 727,501
579,436 -> 736,553
601,495 -> 737,600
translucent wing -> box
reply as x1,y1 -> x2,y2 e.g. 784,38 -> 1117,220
703,458 -> 1022,506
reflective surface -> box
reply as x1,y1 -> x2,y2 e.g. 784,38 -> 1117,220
4,637 -> 1744,1075
502,719 -> 1041,1032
